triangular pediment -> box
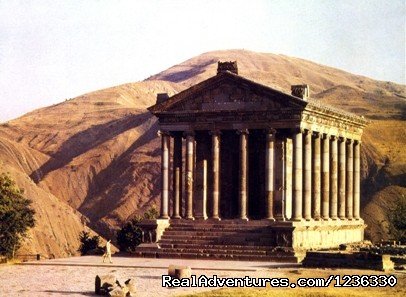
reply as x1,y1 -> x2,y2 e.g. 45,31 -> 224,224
149,72 -> 307,114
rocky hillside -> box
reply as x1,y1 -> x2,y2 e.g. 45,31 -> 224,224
0,50 -> 404,256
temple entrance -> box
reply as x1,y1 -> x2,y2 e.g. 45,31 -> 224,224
248,130 -> 266,219
219,130 -> 239,219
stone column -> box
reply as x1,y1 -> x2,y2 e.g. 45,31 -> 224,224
321,134 -> 330,220
312,132 -> 321,220
274,139 -> 286,221
184,132 -> 195,220
195,133 -> 208,220
292,129 -> 303,221
303,130 -> 312,221
160,131 -> 170,219
338,137 -> 346,219
265,129 -> 276,220
171,134 -> 182,219
238,129 -> 249,220
353,140 -> 361,220
330,135 -> 338,220
211,130 -> 221,220
346,139 -> 354,220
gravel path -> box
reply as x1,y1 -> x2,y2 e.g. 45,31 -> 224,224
0,256 -> 294,296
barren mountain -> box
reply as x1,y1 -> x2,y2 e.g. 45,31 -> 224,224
1,50 -> 404,257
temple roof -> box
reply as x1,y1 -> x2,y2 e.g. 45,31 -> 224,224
148,70 -> 368,127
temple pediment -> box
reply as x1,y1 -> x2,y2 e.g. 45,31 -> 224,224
149,72 -> 306,114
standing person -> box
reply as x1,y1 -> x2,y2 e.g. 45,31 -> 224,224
102,239 -> 112,263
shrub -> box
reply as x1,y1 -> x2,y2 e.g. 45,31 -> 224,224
78,231 -> 102,255
116,206 -> 158,252
386,195 -> 406,243
0,173 -> 35,259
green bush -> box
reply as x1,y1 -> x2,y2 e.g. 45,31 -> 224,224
116,206 -> 158,252
386,195 -> 406,243
0,173 -> 35,259
78,231 -> 102,255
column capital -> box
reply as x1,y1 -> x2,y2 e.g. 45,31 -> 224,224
293,128 -> 306,134
236,129 -> 249,135
330,135 -> 338,141
158,130 -> 171,137
321,133 -> 330,140
354,139 -> 362,145
209,129 -> 222,136
346,138 -> 354,145
265,128 -> 277,135
312,131 -> 321,138
338,136 -> 346,142
303,129 -> 312,135
183,130 -> 195,137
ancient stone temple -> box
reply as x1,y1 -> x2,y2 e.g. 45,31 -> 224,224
137,61 -> 368,262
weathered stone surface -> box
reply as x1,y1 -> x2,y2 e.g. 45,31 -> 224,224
303,251 -> 395,271
95,274 -> 116,295
168,265 -> 191,279
175,267 -> 192,279
124,278 -> 136,296
108,286 -> 126,297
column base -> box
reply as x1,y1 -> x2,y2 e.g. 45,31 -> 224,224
185,217 -> 195,220
275,215 -> 286,221
160,215 -> 169,219
263,217 -> 276,222
195,216 -> 208,220
208,217 -> 221,221
171,216 -> 182,220
238,217 -> 249,221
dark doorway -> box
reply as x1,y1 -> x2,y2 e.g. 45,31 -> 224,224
220,130 -> 239,219
248,129 -> 266,219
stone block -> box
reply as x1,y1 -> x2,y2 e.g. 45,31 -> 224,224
381,254 -> 395,272
168,265 -> 192,279
175,267 -> 192,279
124,278 -> 136,296
95,274 -> 116,295
108,287 -> 126,297
302,251 -> 395,271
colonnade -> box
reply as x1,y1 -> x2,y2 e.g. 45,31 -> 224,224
159,128 -> 361,222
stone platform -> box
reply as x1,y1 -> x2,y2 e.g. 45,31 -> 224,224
135,219 -> 365,262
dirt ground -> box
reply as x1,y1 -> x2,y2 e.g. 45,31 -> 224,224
0,256 -> 404,296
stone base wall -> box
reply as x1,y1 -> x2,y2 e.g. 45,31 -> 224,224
303,251 -> 394,271
291,219 -> 365,249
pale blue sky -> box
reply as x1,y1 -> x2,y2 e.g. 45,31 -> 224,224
0,0 -> 405,121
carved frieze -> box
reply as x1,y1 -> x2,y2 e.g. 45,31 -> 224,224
167,82 -> 290,113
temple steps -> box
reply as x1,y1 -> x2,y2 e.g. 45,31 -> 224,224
158,238 -> 275,245
159,243 -> 276,250
135,220 -> 302,262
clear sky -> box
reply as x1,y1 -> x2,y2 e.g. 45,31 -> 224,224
0,0 -> 405,122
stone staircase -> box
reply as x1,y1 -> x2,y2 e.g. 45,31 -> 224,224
135,220 -> 303,262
